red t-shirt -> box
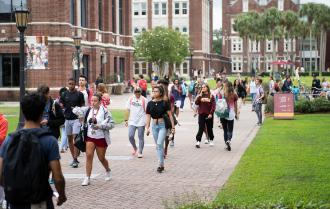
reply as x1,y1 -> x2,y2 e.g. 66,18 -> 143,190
0,114 -> 9,145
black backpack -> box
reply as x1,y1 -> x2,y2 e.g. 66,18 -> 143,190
3,129 -> 52,204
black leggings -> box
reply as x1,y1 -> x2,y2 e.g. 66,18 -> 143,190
196,114 -> 214,142
220,118 -> 234,142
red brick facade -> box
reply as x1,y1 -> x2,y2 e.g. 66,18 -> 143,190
0,0 -> 133,100
222,0 -> 299,73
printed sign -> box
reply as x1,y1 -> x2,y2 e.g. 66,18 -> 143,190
26,36 -> 48,69
274,93 -> 294,119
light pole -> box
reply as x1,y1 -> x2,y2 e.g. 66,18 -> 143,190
189,47 -> 194,80
73,36 -> 82,81
15,1 -> 29,129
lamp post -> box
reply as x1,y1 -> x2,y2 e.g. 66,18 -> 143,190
73,36 -> 82,81
15,1 -> 29,129
189,47 -> 194,80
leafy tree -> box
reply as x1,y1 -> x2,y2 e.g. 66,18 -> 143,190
134,27 -> 189,78
213,29 -> 222,55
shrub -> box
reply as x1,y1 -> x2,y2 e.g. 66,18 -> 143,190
294,97 -> 330,113
264,95 -> 274,113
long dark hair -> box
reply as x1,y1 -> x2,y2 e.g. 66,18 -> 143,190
224,81 -> 236,101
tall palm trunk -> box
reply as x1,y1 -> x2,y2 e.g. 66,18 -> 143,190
246,37 -> 251,75
315,35 -> 319,74
309,29 -> 313,76
272,31 -> 277,74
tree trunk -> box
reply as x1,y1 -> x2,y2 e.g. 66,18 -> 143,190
309,29 -> 312,76
272,31 -> 277,74
246,37 -> 251,75
315,34 -> 319,74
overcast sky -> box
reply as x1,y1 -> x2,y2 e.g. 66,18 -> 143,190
213,0 -> 330,30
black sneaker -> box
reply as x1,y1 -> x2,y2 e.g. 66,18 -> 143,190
71,159 -> 79,168
157,166 -> 164,173
225,141 -> 231,151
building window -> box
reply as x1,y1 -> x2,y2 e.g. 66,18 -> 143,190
70,0 -> 75,25
142,62 -> 147,74
243,0 -> 248,12
0,0 -> 27,23
154,3 -> 159,15
183,62 -> 188,74
134,27 -> 139,34
182,2 -> 188,15
231,38 -> 242,52
0,54 -> 20,87
133,3 -> 139,15
81,0 -> 88,27
175,27 -> 180,31
134,63 -> 140,74
112,0 -> 116,33
278,0 -> 284,11
119,0 -> 123,34
182,27 -> 187,33
141,2 -> 147,15
98,0 -> 103,30
162,3 -> 167,15
142,28 -> 146,32
174,3 -> 180,15
231,56 -> 243,72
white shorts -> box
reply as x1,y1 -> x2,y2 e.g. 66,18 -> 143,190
65,119 -> 81,135
174,100 -> 181,108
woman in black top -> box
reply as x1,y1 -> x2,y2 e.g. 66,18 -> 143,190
146,85 -> 175,173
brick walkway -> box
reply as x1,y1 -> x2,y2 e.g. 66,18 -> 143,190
55,94 -> 260,209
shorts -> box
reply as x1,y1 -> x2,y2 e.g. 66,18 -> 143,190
65,119 -> 81,135
86,136 -> 108,148
174,100 -> 181,108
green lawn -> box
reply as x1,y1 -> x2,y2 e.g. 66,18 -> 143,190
1,106 -> 125,133
214,114 -> 330,207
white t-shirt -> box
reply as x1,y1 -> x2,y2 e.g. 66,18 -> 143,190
87,106 -> 107,139
126,96 -> 146,127
80,89 -> 89,106
250,81 -> 257,94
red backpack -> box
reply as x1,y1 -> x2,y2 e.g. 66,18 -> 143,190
139,79 -> 147,91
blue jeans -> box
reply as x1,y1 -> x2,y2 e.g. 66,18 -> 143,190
250,93 -> 256,110
152,122 -> 167,167
180,95 -> 186,109
128,125 -> 145,154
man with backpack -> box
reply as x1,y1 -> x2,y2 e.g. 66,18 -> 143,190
137,74 -> 148,97
60,78 -> 85,168
37,85 -> 65,139
0,93 -> 66,209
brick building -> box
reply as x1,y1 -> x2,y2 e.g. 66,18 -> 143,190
132,0 -> 230,78
0,0 -> 133,100
222,0 -> 300,74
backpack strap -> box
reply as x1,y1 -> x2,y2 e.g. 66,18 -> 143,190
84,107 -> 91,124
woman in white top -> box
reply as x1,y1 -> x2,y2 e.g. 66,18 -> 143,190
249,76 -> 257,111
73,93 -> 115,186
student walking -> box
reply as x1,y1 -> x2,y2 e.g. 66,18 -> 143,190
73,93 -> 115,186
220,82 -> 239,151
0,93 -> 66,209
195,84 -> 216,148
254,78 -> 265,126
78,75 -> 91,106
146,85 -> 175,173
37,85 -> 65,139
171,79 -> 182,119
249,76 -> 257,111
124,87 -> 147,158
180,79 -> 187,111
60,78 -> 85,168
97,83 -> 111,108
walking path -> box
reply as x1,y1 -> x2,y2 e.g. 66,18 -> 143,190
55,93 -> 260,209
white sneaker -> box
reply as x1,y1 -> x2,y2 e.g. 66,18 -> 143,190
195,141 -> 200,148
209,141 -> 214,147
2,200 -> 7,209
204,139 -> 209,144
105,170 -> 112,181
137,153 -> 143,158
81,177 -> 90,186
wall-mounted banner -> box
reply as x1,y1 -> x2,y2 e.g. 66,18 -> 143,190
26,36 -> 49,69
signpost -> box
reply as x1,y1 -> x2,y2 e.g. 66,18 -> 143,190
274,93 -> 294,119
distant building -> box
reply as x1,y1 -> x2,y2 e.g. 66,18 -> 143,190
222,0 -> 300,74
132,0 -> 230,78
0,0 -> 133,100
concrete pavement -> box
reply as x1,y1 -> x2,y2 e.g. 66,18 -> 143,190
53,94 -> 260,209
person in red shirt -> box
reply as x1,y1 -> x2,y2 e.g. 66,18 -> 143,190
194,84 -> 216,148
0,114 -> 8,146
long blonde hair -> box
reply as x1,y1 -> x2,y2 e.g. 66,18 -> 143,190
97,83 -> 108,94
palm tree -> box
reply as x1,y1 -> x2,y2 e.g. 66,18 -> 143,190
293,20 -> 309,73
281,10 -> 299,75
264,7 -> 283,74
300,3 -> 318,75
313,4 -> 330,75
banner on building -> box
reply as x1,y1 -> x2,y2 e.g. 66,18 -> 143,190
26,36 -> 49,69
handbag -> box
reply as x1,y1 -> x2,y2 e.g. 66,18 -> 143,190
74,129 -> 86,152
74,108 -> 91,152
